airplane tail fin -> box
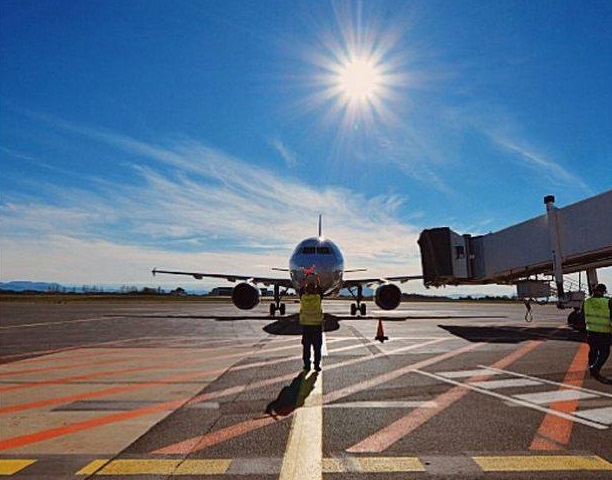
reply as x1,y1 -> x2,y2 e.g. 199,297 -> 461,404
318,214 -> 322,238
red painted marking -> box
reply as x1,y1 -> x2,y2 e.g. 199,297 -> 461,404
347,339 -> 544,453
529,341 -> 589,450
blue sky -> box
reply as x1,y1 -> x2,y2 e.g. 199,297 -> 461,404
1,0 -> 611,294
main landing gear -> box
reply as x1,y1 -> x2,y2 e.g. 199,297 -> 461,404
349,285 -> 367,316
269,284 -> 287,316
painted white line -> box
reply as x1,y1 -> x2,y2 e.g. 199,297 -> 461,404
479,365 -> 612,399
513,390 -> 597,405
414,370 -> 607,430
437,368 -> 503,378
279,371 -> 323,480
574,407 -> 612,425
470,378 -> 542,390
321,333 -> 328,357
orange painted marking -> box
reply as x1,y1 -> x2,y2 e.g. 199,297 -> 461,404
0,338 -> 313,394
0,355 -> 161,379
347,339 -> 544,453
0,339 -> 347,416
0,368 -> 222,415
0,340 -> 336,448
0,337 -> 163,363
0,398 -> 190,451
0,338 -> 448,452
529,341 -> 589,450
153,416 -> 277,454
0,340 -> 264,378
0,355 -> 213,393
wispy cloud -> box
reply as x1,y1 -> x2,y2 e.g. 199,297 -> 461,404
491,135 -> 592,193
271,137 -> 299,168
1,122 -> 424,285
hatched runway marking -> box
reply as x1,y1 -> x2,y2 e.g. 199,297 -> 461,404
424,364 -> 612,430
574,407 -> 612,425
514,389 -> 597,404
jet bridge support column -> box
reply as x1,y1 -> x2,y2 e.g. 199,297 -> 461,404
544,195 -> 565,303
586,267 -> 599,295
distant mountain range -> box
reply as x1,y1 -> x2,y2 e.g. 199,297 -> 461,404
0,281 -> 66,292
0,281 -> 215,295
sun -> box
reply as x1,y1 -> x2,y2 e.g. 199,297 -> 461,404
336,58 -> 382,103
296,4 -> 408,137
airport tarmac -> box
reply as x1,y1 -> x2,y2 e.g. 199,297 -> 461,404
0,299 -> 611,479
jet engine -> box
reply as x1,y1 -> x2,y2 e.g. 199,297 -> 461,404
374,284 -> 402,310
232,282 -> 260,310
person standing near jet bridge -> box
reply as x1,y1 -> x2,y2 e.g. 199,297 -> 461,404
299,280 -> 324,372
583,283 -> 612,382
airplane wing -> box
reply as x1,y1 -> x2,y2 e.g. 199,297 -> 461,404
342,275 -> 423,289
151,268 -> 294,288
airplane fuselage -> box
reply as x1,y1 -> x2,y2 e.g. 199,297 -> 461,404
289,237 -> 344,296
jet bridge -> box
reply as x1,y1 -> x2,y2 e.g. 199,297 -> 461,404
418,190 -> 612,307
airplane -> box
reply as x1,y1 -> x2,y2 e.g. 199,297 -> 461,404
152,216 -> 422,316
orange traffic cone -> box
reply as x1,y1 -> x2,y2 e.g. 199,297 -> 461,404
375,319 -> 388,343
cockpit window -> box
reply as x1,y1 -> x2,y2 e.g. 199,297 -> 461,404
301,246 -> 332,254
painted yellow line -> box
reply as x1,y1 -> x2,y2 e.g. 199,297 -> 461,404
76,459 -> 109,475
473,455 -> 612,471
323,457 -> 425,473
0,459 -> 36,475
76,459 -> 231,475
279,371 -> 323,480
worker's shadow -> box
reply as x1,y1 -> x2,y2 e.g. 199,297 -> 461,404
264,371 -> 319,419
263,313 -> 339,336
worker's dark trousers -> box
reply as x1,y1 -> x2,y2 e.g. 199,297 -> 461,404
301,325 -> 322,368
587,331 -> 611,373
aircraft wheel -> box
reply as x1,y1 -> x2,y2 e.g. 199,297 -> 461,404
269,303 -> 276,316
279,303 -> 286,316
360,303 -> 366,316
350,303 -> 357,316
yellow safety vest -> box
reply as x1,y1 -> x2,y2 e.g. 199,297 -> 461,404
584,296 -> 611,333
299,294 -> 323,326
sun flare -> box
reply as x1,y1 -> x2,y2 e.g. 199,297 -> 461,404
299,5 -> 408,137
337,58 -> 382,102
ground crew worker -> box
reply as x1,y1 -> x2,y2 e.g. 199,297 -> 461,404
299,281 -> 324,371
583,283 -> 612,381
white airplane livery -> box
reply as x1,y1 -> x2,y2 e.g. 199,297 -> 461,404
152,216 -> 421,316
